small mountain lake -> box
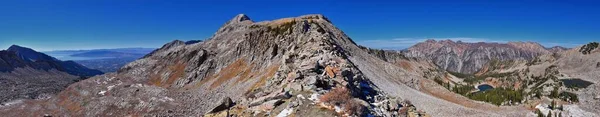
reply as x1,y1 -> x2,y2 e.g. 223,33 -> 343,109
561,79 -> 594,89
477,84 -> 494,91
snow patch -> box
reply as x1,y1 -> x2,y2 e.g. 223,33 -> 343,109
98,90 -> 107,95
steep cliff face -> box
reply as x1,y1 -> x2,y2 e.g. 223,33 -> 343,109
404,40 -> 553,74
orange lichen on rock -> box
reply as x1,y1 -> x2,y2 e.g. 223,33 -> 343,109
324,66 -> 339,78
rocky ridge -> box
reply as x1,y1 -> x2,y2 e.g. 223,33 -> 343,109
0,14 -> 439,116
403,39 -> 556,74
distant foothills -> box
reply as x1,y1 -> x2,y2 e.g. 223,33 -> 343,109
43,47 -> 155,72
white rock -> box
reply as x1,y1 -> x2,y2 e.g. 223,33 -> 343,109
276,107 -> 294,117
297,94 -> 305,100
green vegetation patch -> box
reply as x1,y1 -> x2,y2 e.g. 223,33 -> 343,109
467,88 -> 525,106
579,42 -> 599,55
558,91 -> 579,102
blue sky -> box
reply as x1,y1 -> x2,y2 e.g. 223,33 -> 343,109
1,0 -> 599,51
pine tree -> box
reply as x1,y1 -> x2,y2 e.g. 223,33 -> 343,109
547,111 -> 552,117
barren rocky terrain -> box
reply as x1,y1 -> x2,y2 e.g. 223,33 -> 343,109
0,45 -> 102,104
0,14 -> 598,117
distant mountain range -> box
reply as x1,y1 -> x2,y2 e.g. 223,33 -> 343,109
2,45 -> 103,76
0,45 -> 103,103
44,48 -> 155,72
403,39 -> 569,74
44,48 -> 155,60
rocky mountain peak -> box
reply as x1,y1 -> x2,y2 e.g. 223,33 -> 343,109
548,46 -> 568,53
227,14 -> 253,24
8,44 -> 35,53
424,39 -> 436,43
7,44 -> 57,62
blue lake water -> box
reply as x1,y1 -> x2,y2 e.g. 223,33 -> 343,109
477,84 -> 494,91
561,79 -> 594,89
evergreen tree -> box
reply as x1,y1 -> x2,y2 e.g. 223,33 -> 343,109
547,111 -> 552,117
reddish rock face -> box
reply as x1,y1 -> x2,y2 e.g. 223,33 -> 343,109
404,40 -> 558,74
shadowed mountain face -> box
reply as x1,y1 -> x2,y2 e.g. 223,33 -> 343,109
403,40 -> 557,74
1,45 -> 103,77
0,45 -> 103,104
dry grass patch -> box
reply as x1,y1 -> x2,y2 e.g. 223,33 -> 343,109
398,61 -> 413,72
209,58 -> 250,89
320,87 -> 365,115
166,62 -> 186,86
245,64 -> 280,95
147,61 -> 186,88
56,87 -> 83,114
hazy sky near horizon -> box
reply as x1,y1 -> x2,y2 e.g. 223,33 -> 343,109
1,0 -> 599,51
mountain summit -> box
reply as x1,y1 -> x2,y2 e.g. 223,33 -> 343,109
2,45 -> 102,76
7,45 -> 57,62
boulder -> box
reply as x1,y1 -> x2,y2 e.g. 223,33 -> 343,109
256,99 -> 284,111
341,68 -> 352,77
208,97 -> 234,113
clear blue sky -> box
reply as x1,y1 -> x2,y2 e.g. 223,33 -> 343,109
1,0 -> 599,51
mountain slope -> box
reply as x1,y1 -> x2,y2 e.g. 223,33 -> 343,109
0,45 -> 103,104
0,14 -> 532,117
466,42 -> 600,116
3,45 -> 103,77
404,40 -> 553,74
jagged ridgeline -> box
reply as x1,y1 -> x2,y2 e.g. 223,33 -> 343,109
0,14 -> 439,116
